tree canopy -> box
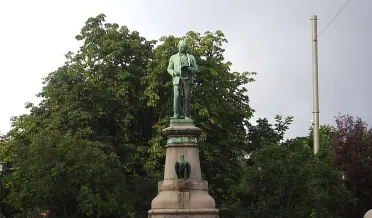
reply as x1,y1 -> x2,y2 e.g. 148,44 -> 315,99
6,131 -> 131,217
332,114 -> 372,217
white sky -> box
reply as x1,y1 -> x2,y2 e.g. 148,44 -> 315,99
1,0 -> 371,138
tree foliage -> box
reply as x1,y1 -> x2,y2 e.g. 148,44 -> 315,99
332,114 -> 372,217
0,133 -> 7,142
5,130 -> 132,217
5,14 -> 159,216
232,120 -> 353,217
247,115 -> 293,153
37,14 -> 156,168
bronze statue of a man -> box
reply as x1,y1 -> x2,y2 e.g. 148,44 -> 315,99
167,40 -> 198,119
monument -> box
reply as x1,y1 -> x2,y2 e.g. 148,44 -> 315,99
148,40 -> 219,218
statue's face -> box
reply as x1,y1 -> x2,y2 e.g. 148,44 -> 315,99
178,44 -> 186,53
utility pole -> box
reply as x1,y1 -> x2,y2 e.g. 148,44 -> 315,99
311,15 -> 320,155
311,15 -> 321,218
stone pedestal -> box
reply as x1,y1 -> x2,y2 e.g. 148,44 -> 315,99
148,119 -> 219,218
364,209 -> 372,218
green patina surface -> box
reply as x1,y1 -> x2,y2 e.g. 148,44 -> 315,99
167,136 -> 197,144
168,40 -> 198,120
170,118 -> 194,123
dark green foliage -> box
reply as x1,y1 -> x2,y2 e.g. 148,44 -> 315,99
233,124 -> 353,218
247,115 -> 293,153
0,133 -> 6,142
4,14 -> 158,217
5,130 -> 132,217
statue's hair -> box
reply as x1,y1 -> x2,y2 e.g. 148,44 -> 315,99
178,39 -> 187,47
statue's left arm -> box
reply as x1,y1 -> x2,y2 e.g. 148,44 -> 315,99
188,55 -> 198,74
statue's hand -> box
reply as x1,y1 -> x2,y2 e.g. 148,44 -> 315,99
173,72 -> 180,77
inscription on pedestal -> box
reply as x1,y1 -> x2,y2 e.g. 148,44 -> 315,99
167,136 -> 197,144
163,129 -> 201,137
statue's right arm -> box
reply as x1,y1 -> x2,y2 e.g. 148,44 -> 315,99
167,57 -> 174,77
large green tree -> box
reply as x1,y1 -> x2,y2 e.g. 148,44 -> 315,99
9,13 -> 158,175
5,130 -> 132,218
5,14 -> 158,217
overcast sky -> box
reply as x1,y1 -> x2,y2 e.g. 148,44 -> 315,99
0,0 -> 371,138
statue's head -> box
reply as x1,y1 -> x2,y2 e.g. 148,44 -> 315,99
178,40 -> 187,54
180,154 -> 185,159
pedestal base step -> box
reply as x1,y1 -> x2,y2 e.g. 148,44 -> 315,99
148,208 -> 219,218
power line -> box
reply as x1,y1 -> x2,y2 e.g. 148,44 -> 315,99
317,0 -> 353,38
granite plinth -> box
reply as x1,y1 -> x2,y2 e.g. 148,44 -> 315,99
149,120 -> 219,218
